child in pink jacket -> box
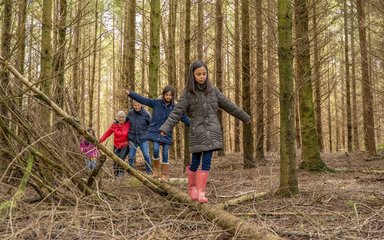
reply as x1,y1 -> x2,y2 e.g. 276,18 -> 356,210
80,128 -> 99,173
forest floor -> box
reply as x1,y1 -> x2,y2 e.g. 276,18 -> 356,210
1,151 -> 384,239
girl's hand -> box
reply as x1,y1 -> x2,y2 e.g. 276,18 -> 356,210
160,131 -> 166,136
123,89 -> 130,95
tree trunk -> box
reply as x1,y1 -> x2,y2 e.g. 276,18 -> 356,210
350,2 -> 359,151
356,0 -> 376,155
88,0 -> 99,127
343,0 -> 352,153
149,0 -> 160,99
266,0 -> 276,153
277,0 -> 299,197
72,1 -> 82,115
215,0 -> 225,156
255,0 -> 265,162
40,0 -> 53,127
234,0 -> 241,153
184,0 -> 191,168
197,0 -> 204,60
15,0 -> 27,108
53,0 -> 67,110
167,0 -> 181,161
294,0 -> 328,171
312,0 -> 324,152
122,0 -> 136,109
242,0 -> 255,168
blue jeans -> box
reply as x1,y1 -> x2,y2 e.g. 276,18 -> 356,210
84,157 -> 96,173
190,150 -> 213,171
113,146 -> 129,177
153,141 -> 170,164
129,141 -> 152,174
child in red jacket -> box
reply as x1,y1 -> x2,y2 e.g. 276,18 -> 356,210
100,110 -> 130,177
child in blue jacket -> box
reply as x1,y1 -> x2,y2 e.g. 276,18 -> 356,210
126,101 -> 152,174
124,86 -> 190,180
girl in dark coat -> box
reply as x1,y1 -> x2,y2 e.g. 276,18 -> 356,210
160,60 -> 250,203
124,86 -> 190,180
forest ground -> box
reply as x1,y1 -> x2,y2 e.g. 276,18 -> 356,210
1,150 -> 384,240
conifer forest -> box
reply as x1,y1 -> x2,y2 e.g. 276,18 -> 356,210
1,0 -> 384,239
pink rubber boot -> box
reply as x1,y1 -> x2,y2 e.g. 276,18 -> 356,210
186,166 -> 198,200
196,170 -> 209,203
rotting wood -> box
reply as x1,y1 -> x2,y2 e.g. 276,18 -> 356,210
1,57 -> 284,239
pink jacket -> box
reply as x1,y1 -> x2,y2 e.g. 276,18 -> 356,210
80,138 -> 99,158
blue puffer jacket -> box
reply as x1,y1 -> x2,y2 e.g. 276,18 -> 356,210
126,108 -> 151,144
128,91 -> 190,144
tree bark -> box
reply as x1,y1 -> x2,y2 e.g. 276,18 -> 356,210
197,0 -> 204,60
277,0 -> 299,197
312,0 -> 324,152
149,0 -> 160,99
294,0 -> 328,171
356,0 -> 376,155
234,0 -> 241,153
241,0 -> 255,168
343,0 -> 353,153
184,0 -> 191,168
255,0 -> 265,162
15,0 -> 27,108
215,0 -> 225,156
40,0 -> 53,127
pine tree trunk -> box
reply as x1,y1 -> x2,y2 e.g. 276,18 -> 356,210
122,0 -> 136,106
255,0 -> 265,162
234,0 -> 241,153
53,0 -> 67,110
15,0 -> 27,108
197,0 -> 204,60
343,0 -> 353,153
88,0 -> 99,128
350,2 -> 359,151
242,0 -> 255,168
40,0 -> 53,127
184,0 -> 191,168
72,1 -> 82,115
277,0 -> 299,197
265,0 -> 276,153
294,0 -> 328,171
356,0 -> 376,155
312,1 -> 324,152
0,0 -> 12,150
215,0 -> 225,156
149,0 -> 160,99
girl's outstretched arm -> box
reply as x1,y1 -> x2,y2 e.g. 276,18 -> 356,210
124,89 -> 156,108
216,87 -> 250,123
160,91 -> 189,134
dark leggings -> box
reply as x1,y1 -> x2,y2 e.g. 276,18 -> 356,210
113,146 -> 129,177
190,150 -> 213,171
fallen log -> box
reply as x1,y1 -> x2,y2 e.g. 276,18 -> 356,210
1,56 -> 283,239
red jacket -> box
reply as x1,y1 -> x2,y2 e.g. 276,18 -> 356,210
100,122 -> 130,148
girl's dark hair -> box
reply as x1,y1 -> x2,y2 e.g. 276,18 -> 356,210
162,85 -> 175,105
186,60 -> 212,95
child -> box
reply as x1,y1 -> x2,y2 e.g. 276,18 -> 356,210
79,128 -> 99,173
124,86 -> 190,180
100,110 -> 130,178
126,100 -> 152,174
159,60 -> 250,203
